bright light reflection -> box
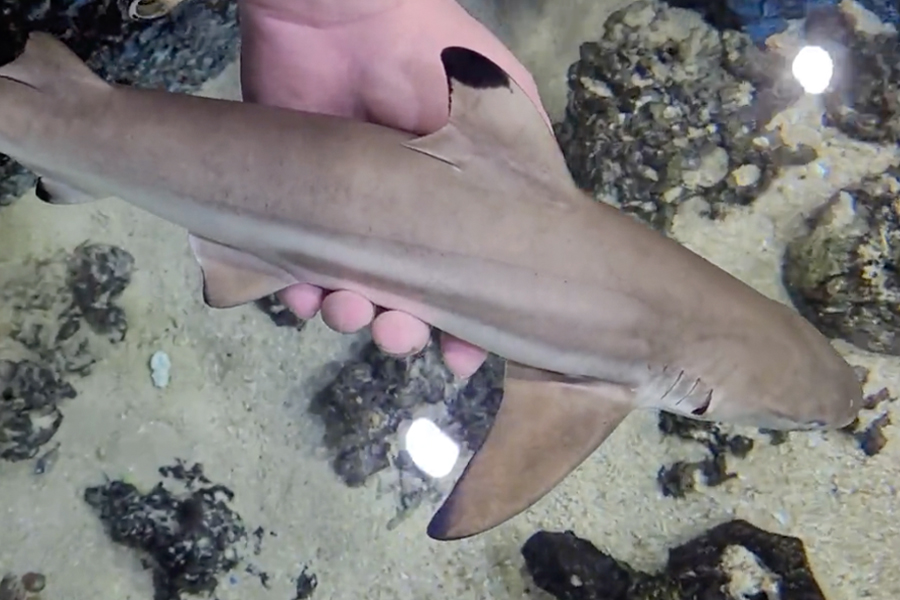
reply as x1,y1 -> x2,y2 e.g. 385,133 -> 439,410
791,45 -> 834,94
404,418 -> 460,478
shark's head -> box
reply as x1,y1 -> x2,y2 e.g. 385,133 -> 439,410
761,313 -> 863,431
669,304 -> 863,432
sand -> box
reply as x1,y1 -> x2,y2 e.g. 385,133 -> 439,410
1,2 -> 898,599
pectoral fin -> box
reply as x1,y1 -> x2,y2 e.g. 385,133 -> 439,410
427,363 -> 633,541
188,235 -> 297,308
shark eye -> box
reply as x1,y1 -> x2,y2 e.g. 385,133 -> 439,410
691,390 -> 713,416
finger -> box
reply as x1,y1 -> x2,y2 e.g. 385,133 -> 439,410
440,332 -> 488,379
278,283 -> 324,319
371,310 -> 430,356
320,290 -> 376,333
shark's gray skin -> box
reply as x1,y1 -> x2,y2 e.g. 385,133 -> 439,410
0,32 -> 863,541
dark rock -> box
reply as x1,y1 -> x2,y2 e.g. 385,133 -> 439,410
19,572 -> 44,594
83,461 -> 249,600
6,243 -> 134,376
523,529 -> 634,600
855,412 -> 891,455
0,0 -> 239,206
0,2 -> 28,66
655,412 -> 756,497
293,567 -> 318,600
783,168 -> 900,354
254,294 -> 306,330
522,519 -> 827,600
0,360 -> 75,461
309,335 -> 502,489
555,0 -> 811,232
67,242 -> 134,342
0,243 -> 134,461
839,386 -> 895,456
0,573 -> 27,600
823,15 -> 900,145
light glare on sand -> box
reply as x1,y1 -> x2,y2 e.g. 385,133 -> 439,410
404,418 -> 460,478
792,45 -> 834,94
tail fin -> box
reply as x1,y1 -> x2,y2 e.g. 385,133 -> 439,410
0,32 -> 108,96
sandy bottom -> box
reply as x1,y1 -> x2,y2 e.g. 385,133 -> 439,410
1,2 -> 899,599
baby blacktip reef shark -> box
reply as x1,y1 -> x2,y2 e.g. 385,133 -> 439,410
0,32 -> 862,541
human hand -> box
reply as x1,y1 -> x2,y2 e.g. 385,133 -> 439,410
238,0 -> 551,378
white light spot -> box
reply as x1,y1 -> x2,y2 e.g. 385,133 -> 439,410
791,45 -> 834,94
404,418 -> 460,478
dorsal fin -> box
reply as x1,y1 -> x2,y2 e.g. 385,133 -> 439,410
402,47 -> 572,187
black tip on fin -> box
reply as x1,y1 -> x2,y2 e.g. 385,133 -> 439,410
426,496 -> 461,540
440,47 -> 510,90
34,178 -> 51,203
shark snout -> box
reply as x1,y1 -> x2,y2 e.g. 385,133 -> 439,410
785,322 -> 864,431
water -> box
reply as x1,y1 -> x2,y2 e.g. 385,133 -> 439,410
0,1 -> 898,599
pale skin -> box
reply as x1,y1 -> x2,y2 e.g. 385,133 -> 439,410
238,0 -> 551,378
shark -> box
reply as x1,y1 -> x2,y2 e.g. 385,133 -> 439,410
0,32 -> 863,541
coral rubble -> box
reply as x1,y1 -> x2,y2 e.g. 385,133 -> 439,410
555,0 -> 813,232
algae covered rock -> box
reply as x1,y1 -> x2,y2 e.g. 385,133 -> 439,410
1,243 -> 133,462
783,168 -> 900,354
310,336 -> 503,487
83,460 -> 271,600
823,17 -> 900,145
555,0 -> 812,231
0,360 -> 74,461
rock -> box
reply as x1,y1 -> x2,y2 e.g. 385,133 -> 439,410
309,335 -> 503,489
839,386 -> 895,455
83,460 -> 250,600
0,243 -> 134,461
783,168 -> 900,354
822,8 -> 900,144
4,243 -> 133,376
253,294 -> 306,330
293,567 -> 317,600
0,360 -> 75,461
555,0 -> 812,232
522,519 -> 827,600
654,412 -> 756,498
19,573 -> 44,594
0,571 -> 46,600
0,575 -> 25,600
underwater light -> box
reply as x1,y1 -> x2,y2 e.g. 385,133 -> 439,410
791,45 -> 834,95
404,418 -> 460,479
